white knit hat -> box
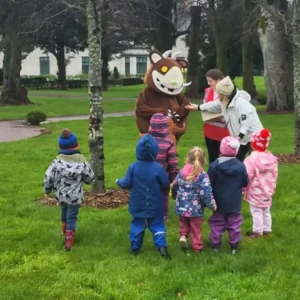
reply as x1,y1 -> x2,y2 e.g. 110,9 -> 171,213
216,76 -> 234,96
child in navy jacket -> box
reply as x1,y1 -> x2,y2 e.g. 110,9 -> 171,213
116,134 -> 170,259
208,136 -> 249,254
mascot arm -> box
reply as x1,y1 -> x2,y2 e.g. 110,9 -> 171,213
167,118 -> 187,134
136,92 -> 168,117
175,95 -> 191,119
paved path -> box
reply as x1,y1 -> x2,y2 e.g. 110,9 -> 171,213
0,111 -> 135,143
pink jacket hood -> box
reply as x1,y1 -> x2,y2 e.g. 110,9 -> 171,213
251,151 -> 278,172
243,151 -> 278,207
181,163 -> 202,181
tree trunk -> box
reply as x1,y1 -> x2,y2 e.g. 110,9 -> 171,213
258,1 -> 292,111
0,31 -> 31,106
215,36 -> 229,75
208,0 -> 231,75
242,0 -> 257,99
186,6 -> 202,98
293,0 -> 300,154
153,0 -> 174,52
87,0 -> 105,194
56,45 -> 67,90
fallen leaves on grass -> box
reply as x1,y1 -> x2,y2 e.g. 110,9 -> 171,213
39,189 -> 130,209
276,154 -> 300,164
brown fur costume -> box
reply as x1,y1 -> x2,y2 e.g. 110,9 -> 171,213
136,50 -> 191,151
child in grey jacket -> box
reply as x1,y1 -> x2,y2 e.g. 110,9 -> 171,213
44,129 -> 94,251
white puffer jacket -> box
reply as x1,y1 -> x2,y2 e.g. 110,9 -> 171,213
200,90 -> 263,145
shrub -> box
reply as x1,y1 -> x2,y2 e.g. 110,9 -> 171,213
122,77 -> 143,86
113,67 -> 120,80
26,110 -> 47,125
256,95 -> 267,105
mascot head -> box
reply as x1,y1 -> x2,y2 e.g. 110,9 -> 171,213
144,50 -> 191,96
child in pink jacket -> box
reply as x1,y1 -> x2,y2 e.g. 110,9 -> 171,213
243,129 -> 278,238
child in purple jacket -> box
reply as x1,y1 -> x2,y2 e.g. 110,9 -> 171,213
149,113 -> 179,219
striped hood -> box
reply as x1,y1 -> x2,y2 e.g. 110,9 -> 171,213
149,113 -> 169,138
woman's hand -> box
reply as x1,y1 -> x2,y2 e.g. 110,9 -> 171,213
185,103 -> 199,111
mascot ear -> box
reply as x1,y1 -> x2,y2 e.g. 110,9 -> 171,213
176,59 -> 189,68
150,51 -> 163,64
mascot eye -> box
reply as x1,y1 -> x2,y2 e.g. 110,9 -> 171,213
161,66 -> 168,73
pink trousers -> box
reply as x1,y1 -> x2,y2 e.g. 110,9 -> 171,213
250,205 -> 272,234
179,216 -> 203,251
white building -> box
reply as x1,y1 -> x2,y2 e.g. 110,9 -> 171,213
0,36 -> 189,77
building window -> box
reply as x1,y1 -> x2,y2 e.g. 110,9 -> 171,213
125,57 -> 130,75
136,56 -> 147,74
39,57 -> 50,75
82,56 -> 89,74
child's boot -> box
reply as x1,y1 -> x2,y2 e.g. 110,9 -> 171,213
130,249 -> 140,256
179,236 -> 188,251
231,247 -> 238,255
158,247 -> 171,260
65,230 -> 75,251
247,232 -> 263,239
62,222 -> 67,236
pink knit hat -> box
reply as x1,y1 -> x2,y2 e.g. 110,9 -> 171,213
220,136 -> 240,157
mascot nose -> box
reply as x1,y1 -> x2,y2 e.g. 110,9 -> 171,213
171,80 -> 179,86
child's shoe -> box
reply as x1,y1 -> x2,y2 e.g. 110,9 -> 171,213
231,247 -> 238,255
130,249 -> 140,256
158,247 -> 171,260
247,232 -> 263,239
65,230 -> 75,251
62,222 -> 66,236
263,231 -> 271,236
179,236 -> 188,251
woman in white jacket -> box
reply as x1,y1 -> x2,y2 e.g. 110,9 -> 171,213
186,76 -> 263,161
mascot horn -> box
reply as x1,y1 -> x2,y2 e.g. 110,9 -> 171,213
135,50 -> 191,152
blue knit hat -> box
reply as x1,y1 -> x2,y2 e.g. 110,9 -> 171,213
58,129 -> 80,154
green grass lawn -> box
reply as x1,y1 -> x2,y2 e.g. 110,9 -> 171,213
0,97 -> 135,120
0,112 -> 299,299
0,77 -> 265,121
29,84 -> 145,98
234,76 -> 265,101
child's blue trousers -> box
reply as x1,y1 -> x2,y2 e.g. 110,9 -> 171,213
130,217 -> 167,250
61,203 -> 80,231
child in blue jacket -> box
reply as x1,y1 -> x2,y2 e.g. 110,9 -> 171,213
116,134 -> 170,259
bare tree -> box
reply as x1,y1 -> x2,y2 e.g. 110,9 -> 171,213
86,0 -> 105,194
258,0 -> 293,111
113,0 -> 191,52
207,0 -> 241,75
293,0 -> 300,154
242,0 -> 258,98
186,5 -> 202,98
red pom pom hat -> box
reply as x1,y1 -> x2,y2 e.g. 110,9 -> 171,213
250,129 -> 271,152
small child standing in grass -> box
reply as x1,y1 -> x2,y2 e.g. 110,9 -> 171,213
149,113 -> 179,219
243,129 -> 278,238
116,134 -> 171,259
171,147 -> 216,252
44,129 -> 94,251
208,136 -> 248,254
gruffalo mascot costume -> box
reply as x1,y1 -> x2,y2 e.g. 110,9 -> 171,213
135,50 -> 191,152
